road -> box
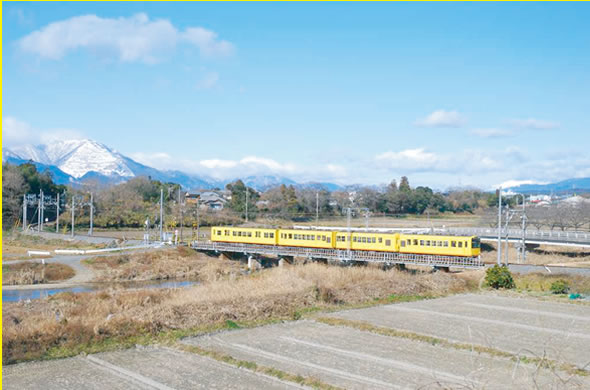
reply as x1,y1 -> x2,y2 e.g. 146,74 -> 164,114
4,293 -> 589,389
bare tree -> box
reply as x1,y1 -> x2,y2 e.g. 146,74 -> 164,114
2,165 -> 26,228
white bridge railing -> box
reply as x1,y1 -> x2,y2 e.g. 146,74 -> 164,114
192,241 -> 483,269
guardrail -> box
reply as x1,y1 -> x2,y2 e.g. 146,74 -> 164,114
192,241 -> 483,269
447,227 -> 590,245
52,243 -> 164,255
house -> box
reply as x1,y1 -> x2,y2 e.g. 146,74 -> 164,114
198,191 -> 227,210
185,191 -> 228,210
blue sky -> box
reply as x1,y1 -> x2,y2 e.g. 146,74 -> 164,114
3,2 -> 590,189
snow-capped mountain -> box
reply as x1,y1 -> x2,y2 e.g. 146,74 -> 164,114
3,139 -> 343,191
6,139 -> 134,179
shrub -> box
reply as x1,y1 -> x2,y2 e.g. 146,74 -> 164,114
484,265 -> 515,289
550,279 -> 569,294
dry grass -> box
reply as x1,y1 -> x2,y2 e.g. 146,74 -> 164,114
83,247 -> 244,282
2,262 -> 75,285
480,242 -> 590,266
2,263 -> 473,364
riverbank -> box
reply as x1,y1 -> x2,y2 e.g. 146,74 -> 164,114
2,263 -> 479,364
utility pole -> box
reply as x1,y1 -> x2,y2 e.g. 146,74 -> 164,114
22,194 -> 27,231
245,187 -> 249,223
196,198 -> 200,242
89,192 -> 94,236
497,187 -> 502,265
179,190 -> 184,243
346,207 -> 352,257
71,196 -> 75,238
316,192 -> 319,223
521,195 -> 527,264
40,190 -> 44,231
159,188 -> 164,241
56,193 -> 60,233
38,191 -> 42,233
364,209 -> 370,228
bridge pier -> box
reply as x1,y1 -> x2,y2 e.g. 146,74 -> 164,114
248,256 -> 261,271
278,256 -> 293,267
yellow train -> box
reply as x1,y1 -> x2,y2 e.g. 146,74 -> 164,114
211,227 -> 480,257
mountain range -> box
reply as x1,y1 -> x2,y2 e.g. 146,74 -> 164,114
504,178 -> 590,194
4,139 -> 589,194
2,139 -> 342,192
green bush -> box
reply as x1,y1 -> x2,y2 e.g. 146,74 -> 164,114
550,280 -> 569,294
484,265 -> 515,289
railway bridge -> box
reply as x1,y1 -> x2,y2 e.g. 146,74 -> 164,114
191,241 -> 483,269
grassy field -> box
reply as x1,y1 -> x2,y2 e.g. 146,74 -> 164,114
2,232 -> 105,260
83,247 -> 244,282
3,262 -> 75,285
2,262 -> 479,364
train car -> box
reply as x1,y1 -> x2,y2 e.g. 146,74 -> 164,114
398,234 -> 480,257
277,229 -> 335,249
211,227 -> 278,245
334,232 -> 400,252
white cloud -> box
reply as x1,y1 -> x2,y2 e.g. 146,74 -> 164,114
183,27 -> 234,57
375,148 -> 439,170
18,13 -> 234,63
414,110 -> 466,128
509,118 -> 559,130
129,151 -> 349,183
495,179 -> 547,189
470,128 -> 512,138
2,116 -> 84,147
196,72 -> 219,90
2,116 -> 35,146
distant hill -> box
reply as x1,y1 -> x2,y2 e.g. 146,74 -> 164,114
506,177 -> 590,194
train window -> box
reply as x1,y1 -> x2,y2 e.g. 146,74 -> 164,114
426,240 -> 430,246
270,233 -> 274,238
378,238 -> 382,243
385,240 -> 391,246
401,241 -> 406,247
361,237 -> 366,243
458,242 -> 463,248
327,237 -> 331,243
289,234 -> 293,239
353,237 -> 357,242
451,241 -> 456,247
312,235 -> 315,240
413,239 -> 418,245
248,232 -> 252,237
432,241 -> 437,247
372,238 -> 376,243
232,231 -> 236,236
420,240 -> 424,246
217,230 -> 221,235
472,238 -> 480,248
444,241 -> 449,247
262,232 -> 267,238
438,241 -> 442,246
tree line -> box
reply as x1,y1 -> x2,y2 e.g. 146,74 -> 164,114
4,162 -> 588,231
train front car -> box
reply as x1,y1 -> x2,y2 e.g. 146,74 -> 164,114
211,227 -> 278,245
398,234 -> 480,257
277,229 -> 335,249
